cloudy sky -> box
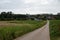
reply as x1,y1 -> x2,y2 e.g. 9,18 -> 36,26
0,0 -> 60,14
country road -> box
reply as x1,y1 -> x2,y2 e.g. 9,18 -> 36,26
15,21 -> 50,40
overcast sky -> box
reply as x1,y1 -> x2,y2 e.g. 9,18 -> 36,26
0,0 -> 60,14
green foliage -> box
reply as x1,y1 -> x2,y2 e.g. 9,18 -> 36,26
0,11 -> 13,20
0,11 -> 28,21
0,20 -> 46,40
50,20 -> 60,40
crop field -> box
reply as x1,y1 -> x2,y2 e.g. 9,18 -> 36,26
0,20 -> 46,40
49,20 -> 60,40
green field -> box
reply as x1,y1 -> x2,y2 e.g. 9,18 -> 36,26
50,20 -> 60,40
0,20 -> 46,40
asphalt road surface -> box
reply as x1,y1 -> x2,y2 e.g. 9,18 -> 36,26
15,21 -> 50,40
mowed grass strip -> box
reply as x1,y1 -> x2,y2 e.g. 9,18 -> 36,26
49,20 -> 60,40
0,20 -> 46,40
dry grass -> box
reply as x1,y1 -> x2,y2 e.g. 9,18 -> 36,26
0,21 -> 32,27
0,20 -> 46,40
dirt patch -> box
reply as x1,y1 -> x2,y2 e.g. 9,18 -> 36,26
0,21 -> 32,27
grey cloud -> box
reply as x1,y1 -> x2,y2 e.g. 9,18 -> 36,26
0,0 -> 26,9
0,0 -> 60,14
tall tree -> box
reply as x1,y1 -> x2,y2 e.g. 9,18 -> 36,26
0,12 -> 7,20
6,11 -> 13,20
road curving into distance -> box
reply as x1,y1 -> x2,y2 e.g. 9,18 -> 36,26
15,20 -> 50,40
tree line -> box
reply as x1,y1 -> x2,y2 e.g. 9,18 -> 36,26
0,11 -> 60,21
0,11 -> 28,21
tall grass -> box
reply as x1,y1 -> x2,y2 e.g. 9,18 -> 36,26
49,20 -> 60,40
0,20 -> 46,40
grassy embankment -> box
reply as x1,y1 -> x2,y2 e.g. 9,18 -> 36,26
50,20 -> 60,40
0,20 -> 46,40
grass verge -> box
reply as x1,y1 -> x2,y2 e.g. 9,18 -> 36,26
0,20 -> 46,40
49,20 -> 60,40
